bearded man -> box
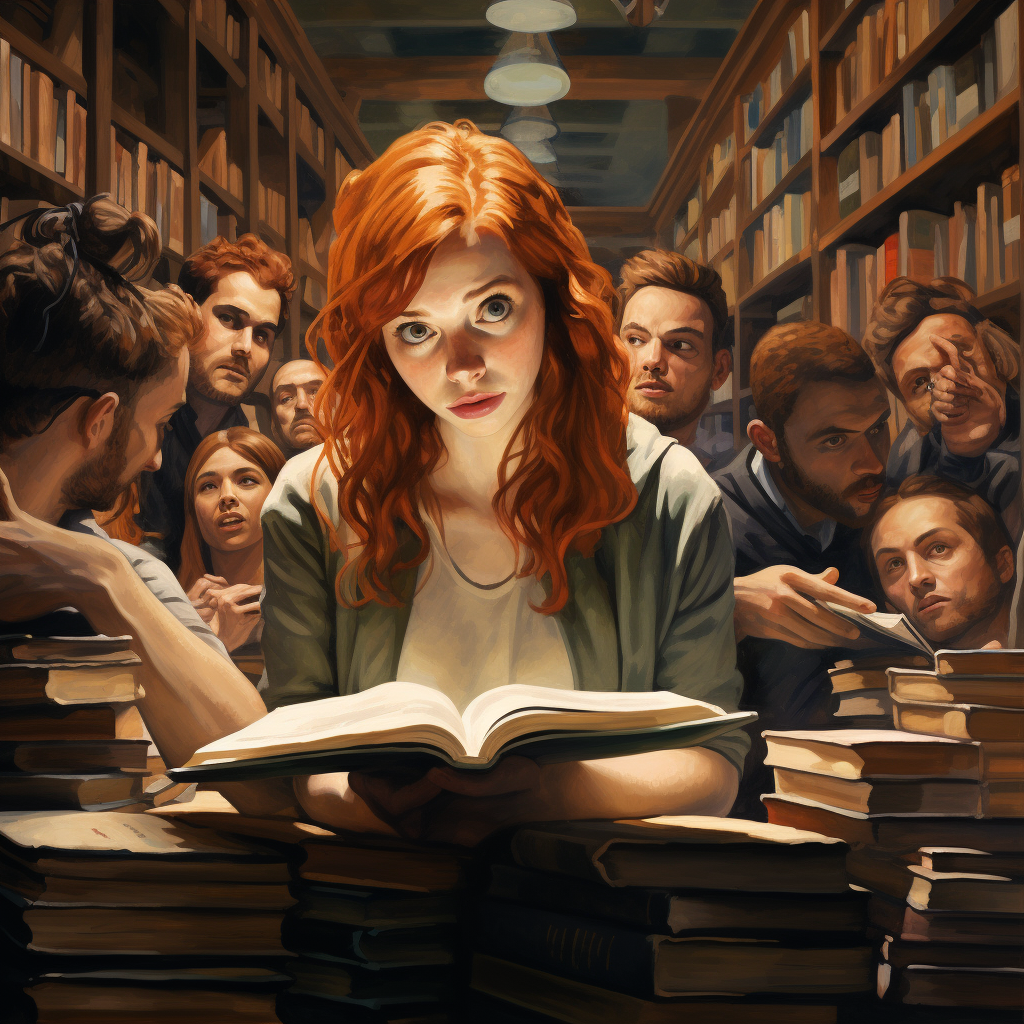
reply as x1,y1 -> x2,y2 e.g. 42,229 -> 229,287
713,321 -> 893,817
616,250 -> 735,471
137,235 -> 295,571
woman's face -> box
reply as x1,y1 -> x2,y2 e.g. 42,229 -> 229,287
193,447 -> 273,553
381,232 -> 546,439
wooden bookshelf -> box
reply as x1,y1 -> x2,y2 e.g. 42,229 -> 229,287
0,0 -> 373,368
648,0 -> 1023,449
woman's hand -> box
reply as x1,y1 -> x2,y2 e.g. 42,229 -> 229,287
187,574 -> 229,624
207,583 -> 262,652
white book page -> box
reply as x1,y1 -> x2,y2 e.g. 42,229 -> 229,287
185,682 -> 467,766
822,602 -> 933,655
461,685 -> 724,758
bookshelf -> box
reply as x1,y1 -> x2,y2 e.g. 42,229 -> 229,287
649,0 -> 1022,450
0,0 -> 373,371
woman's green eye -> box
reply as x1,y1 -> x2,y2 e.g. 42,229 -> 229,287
400,323 -> 432,344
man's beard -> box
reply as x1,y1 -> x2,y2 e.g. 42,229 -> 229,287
627,374 -> 709,435
190,360 -> 256,407
776,439 -> 884,528
62,405 -> 133,512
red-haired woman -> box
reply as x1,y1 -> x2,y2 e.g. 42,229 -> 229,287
261,121 -> 748,845
178,427 -> 285,661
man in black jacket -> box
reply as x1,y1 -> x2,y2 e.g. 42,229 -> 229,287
714,321 -> 892,818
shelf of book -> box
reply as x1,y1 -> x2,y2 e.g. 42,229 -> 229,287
744,63 -> 812,155
821,0 -> 997,154
0,0 -> 373,365
744,150 -> 813,231
648,0 -> 1020,450
740,245 -> 813,308
820,90 -> 1019,249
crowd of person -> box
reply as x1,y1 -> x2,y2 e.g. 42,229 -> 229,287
0,119 -> 1018,842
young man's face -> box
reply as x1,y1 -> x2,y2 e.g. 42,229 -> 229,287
190,271 -> 281,406
871,495 -> 1012,643
271,360 -> 326,451
776,378 -> 891,527
618,286 -> 731,434
63,348 -> 189,512
891,314 -> 996,434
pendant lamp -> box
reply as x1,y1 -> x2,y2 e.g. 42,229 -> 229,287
500,105 -> 559,143
484,33 -> 570,107
516,139 -> 558,164
485,0 -> 577,32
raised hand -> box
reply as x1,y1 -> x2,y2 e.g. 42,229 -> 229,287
207,582 -> 262,652
928,336 -> 1005,457
733,565 -> 875,649
187,574 -> 229,624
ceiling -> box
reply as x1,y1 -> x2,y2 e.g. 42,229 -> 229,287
287,0 -> 757,208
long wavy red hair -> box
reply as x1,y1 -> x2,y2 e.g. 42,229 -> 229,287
308,120 -> 637,614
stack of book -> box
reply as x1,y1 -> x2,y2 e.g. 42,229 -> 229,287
828,654 -> 931,730
0,634 -> 149,814
196,0 -> 242,60
901,3 -> 1017,172
155,797 -> 465,1023
0,808 -> 295,1022
470,817 -> 874,1024
741,8 -> 811,141
746,189 -> 811,284
763,647 -> 1024,1012
748,95 -> 813,208
0,36 -> 86,189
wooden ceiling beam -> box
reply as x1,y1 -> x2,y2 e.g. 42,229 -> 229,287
324,56 -> 719,103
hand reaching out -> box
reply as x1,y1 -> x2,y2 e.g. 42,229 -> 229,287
734,565 -> 875,649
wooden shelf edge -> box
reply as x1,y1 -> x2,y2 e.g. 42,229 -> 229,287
709,239 -> 736,263
818,91 -> 1019,250
298,258 -> 327,283
257,92 -> 286,136
703,161 -> 736,216
820,0 -> 875,52
975,281 -> 1021,312
258,220 -> 286,250
675,223 -> 700,251
195,22 -> 246,89
742,63 -> 812,156
0,16 -> 88,97
821,0 -> 992,154
0,138 -> 85,198
739,246 -> 812,307
296,139 -> 326,180
111,105 -> 185,169
742,151 -> 812,233
198,170 -> 245,218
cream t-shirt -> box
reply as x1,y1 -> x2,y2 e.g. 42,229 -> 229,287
395,514 -> 575,711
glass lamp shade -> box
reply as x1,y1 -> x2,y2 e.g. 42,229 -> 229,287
484,33 -> 570,107
485,0 -> 576,32
501,105 -> 559,143
517,139 -> 558,164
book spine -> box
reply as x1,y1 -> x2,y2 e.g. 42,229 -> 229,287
473,899 -> 657,999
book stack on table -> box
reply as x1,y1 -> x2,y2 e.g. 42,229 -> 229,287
468,817 -> 874,1023
0,635 -> 150,813
157,798 -> 461,1024
828,655 -> 931,730
0,808 -> 296,1022
764,648 -> 1024,1013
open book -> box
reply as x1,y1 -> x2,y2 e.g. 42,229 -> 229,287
821,603 -> 933,657
170,683 -> 755,782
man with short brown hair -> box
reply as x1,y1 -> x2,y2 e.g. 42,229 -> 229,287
861,276 -> 1020,535
138,234 -> 296,571
867,475 -> 1015,649
714,320 -> 893,817
616,249 -> 734,470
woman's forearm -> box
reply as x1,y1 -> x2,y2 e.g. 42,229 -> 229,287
539,747 -> 739,821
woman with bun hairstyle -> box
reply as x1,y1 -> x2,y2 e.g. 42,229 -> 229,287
179,427 -> 285,657
260,120 -> 747,844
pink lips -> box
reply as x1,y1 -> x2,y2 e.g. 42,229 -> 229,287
448,392 -> 505,419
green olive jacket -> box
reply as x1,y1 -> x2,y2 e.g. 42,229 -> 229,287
258,414 -> 750,774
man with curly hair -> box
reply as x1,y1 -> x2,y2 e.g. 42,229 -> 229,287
138,235 -> 295,571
